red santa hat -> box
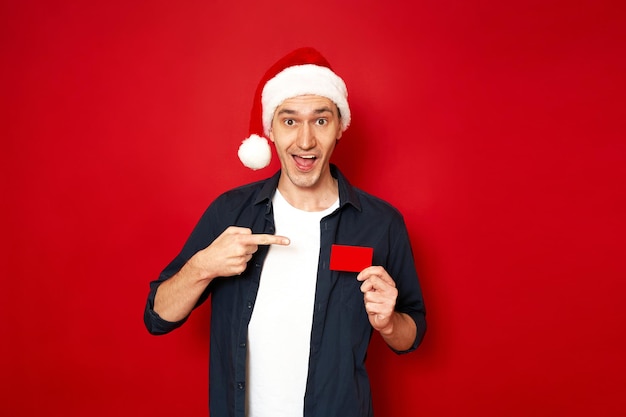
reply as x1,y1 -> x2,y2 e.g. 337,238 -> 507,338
237,47 -> 351,170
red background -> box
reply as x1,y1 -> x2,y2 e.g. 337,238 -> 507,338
2,1 -> 625,416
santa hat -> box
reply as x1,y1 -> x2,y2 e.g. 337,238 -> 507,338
237,47 -> 351,170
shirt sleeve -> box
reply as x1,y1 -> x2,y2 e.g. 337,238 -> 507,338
387,215 -> 427,354
144,293 -> 188,335
143,202 -> 221,335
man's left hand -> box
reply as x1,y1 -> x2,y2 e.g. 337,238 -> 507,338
357,266 -> 398,333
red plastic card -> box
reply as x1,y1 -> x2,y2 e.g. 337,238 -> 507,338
329,244 -> 373,272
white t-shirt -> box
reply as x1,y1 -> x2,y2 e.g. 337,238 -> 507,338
246,190 -> 339,417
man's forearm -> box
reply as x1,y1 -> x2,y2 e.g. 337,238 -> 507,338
153,259 -> 213,322
379,312 -> 417,352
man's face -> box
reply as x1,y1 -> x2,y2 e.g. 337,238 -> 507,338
269,95 -> 343,191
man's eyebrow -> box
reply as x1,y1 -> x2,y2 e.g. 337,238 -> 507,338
276,108 -> 296,116
314,106 -> 335,115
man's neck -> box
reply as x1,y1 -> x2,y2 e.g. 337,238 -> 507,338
277,176 -> 339,212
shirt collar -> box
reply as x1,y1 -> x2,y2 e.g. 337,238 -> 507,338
253,164 -> 362,212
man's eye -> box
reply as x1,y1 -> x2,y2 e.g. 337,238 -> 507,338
284,119 -> 295,126
316,119 -> 327,126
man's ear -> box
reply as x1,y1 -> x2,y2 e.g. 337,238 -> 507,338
269,128 -> 275,143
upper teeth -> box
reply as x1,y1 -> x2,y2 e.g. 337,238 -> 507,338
301,155 -> 315,159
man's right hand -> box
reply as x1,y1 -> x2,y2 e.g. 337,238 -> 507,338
190,226 -> 290,280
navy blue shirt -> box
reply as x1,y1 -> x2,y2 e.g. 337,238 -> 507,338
144,165 -> 426,417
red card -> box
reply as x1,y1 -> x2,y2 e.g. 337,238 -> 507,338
330,244 -> 373,272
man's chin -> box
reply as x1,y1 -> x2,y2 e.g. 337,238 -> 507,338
284,169 -> 320,189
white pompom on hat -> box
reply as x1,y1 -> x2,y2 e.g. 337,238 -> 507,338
238,47 -> 351,170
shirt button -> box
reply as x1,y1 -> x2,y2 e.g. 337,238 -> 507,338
239,342 -> 246,348
247,301 -> 253,309
237,382 -> 245,390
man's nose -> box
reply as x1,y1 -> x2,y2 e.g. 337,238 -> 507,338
296,123 -> 315,149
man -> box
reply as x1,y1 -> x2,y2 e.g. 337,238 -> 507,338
144,47 -> 426,417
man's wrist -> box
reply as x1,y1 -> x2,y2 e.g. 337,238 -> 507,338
186,254 -> 216,284
378,313 -> 397,337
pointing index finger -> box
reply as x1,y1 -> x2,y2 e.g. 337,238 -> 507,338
249,234 -> 290,246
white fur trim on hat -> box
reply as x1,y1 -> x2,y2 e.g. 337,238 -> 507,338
238,134 -> 272,170
261,64 -> 351,137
